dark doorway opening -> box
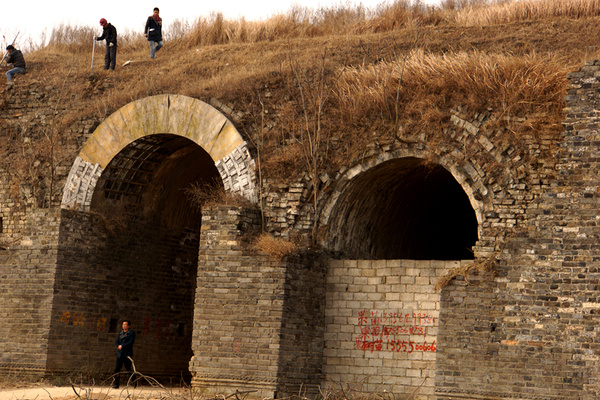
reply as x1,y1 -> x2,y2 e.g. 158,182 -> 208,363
49,134 -> 221,381
327,157 -> 478,260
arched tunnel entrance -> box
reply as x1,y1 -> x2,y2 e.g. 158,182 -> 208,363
91,134 -> 220,229
321,157 -> 480,396
327,157 -> 478,260
49,95 -> 256,381
49,134 -> 221,380
87,134 -> 220,377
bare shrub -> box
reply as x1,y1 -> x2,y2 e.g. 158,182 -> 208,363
165,18 -> 193,41
253,233 -> 299,261
184,182 -> 253,209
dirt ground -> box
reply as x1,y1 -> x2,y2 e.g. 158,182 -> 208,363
0,385 -> 188,400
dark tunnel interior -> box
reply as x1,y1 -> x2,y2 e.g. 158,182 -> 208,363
78,133 -> 222,379
91,133 -> 221,229
327,157 -> 478,260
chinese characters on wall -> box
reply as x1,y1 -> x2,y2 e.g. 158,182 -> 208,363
59,310 -> 179,339
355,310 -> 437,353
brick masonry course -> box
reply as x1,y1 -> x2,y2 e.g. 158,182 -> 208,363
1,61 -> 599,400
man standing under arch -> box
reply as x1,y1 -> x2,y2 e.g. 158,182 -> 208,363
112,319 -> 136,388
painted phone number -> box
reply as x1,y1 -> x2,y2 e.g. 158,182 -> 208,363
355,338 -> 437,353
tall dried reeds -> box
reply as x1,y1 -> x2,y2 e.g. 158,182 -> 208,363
36,0 -> 600,53
335,49 -> 569,130
46,24 -> 97,53
454,0 -> 600,25
44,23 -> 147,54
155,1 -> 446,48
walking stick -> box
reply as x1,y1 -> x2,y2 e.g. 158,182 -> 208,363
90,34 -> 96,75
0,31 -> 20,67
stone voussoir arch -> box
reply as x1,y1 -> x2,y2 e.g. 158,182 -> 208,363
319,147 -> 490,230
317,138 -> 526,258
61,94 -> 256,211
318,107 -> 538,257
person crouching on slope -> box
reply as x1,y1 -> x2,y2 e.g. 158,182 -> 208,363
5,45 -> 26,88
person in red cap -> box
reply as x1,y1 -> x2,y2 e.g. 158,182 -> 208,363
96,18 -> 117,70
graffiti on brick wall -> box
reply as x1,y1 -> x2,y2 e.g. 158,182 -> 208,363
58,311 -> 183,339
355,310 -> 437,353
60,311 -> 106,330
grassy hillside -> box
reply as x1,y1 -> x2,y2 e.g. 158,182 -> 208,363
2,0 -> 597,186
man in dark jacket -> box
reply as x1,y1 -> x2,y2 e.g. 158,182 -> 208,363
144,7 -> 163,59
96,18 -> 117,70
5,45 -> 26,86
112,320 -> 136,388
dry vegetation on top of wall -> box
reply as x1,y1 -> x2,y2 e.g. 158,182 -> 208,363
0,0 -> 596,191
184,182 -> 254,209
435,255 -> 496,290
252,233 -> 300,261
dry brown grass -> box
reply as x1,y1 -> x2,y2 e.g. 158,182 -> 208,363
2,0 -> 597,192
12,0 -> 600,50
454,0 -> 600,26
175,1 -> 446,46
435,256 -> 496,290
253,233 -> 299,261
335,49 -> 569,131
184,182 -> 253,209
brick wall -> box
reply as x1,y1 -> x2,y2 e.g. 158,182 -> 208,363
190,206 -> 282,396
0,86 -> 97,376
323,259 -> 453,398
277,253 -> 327,396
0,208 -> 60,375
3,66 -> 599,399
433,61 -> 600,400
190,206 -> 326,397
46,209 -> 198,379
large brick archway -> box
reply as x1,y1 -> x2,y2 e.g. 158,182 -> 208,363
61,94 -> 256,211
48,95 -> 257,380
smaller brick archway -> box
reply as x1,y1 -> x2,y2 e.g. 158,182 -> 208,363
61,94 -> 256,211
319,154 -> 482,260
317,152 -> 485,398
